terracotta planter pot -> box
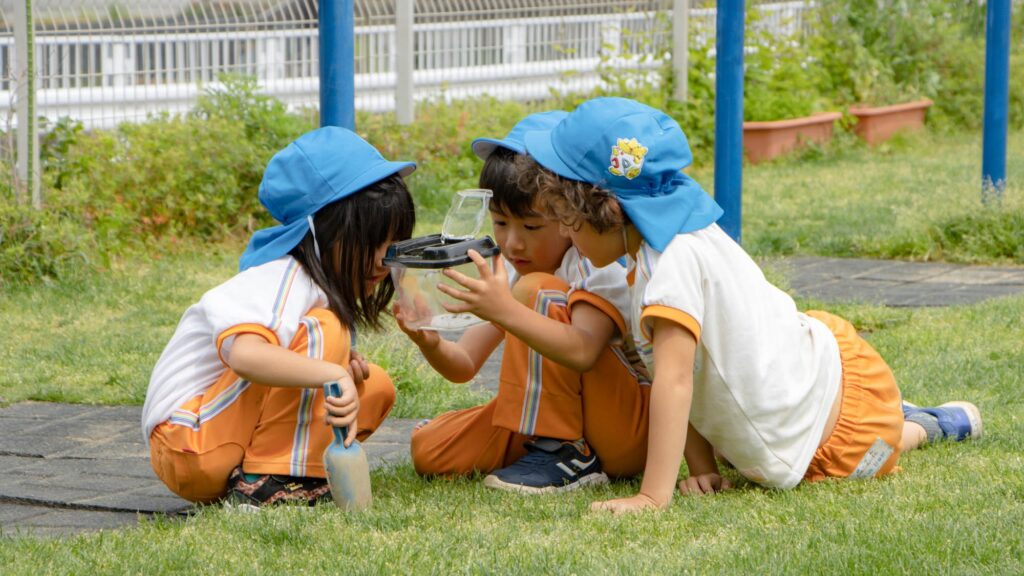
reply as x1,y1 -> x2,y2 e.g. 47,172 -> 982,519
742,112 -> 842,164
849,98 -> 933,145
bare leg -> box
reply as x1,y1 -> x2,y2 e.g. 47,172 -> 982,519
902,421 -> 928,452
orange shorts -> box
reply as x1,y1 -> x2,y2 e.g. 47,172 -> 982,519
803,310 -> 904,482
149,308 -> 395,503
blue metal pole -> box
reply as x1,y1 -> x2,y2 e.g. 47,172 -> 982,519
982,0 -> 1011,203
319,0 -> 356,130
714,0 -> 745,242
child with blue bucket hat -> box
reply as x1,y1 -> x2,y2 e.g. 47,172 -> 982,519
143,126 -> 417,508
521,97 -> 983,513
394,111 -> 652,494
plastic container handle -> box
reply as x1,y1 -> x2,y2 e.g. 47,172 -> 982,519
323,381 -> 348,445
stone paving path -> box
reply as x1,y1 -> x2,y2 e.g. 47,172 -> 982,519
785,257 -> 1024,307
3,257 -> 1023,538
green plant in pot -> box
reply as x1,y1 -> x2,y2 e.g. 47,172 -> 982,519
741,14 -> 839,163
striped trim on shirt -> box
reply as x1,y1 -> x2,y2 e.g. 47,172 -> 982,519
167,378 -> 251,430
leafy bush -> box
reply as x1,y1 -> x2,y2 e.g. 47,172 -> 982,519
0,202 -> 93,286
192,74 -> 313,160
54,114 -> 268,245
811,0 -> 1024,131
928,207 -> 1024,263
744,12 -> 831,121
0,77 -> 318,285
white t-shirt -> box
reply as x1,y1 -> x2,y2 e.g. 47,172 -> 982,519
141,257 -> 328,439
629,224 -> 841,488
508,248 -> 649,383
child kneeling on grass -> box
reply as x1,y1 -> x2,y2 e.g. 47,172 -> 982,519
391,111 -> 652,494
519,97 -> 983,513
143,127 -> 416,508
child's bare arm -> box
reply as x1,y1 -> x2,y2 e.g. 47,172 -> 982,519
592,318 -> 697,513
227,333 -> 351,387
229,333 -> 359,444
393,300 -> 503,383
440,250 -> 618,372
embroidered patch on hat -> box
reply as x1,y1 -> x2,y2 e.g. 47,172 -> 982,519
608,138 -> 648,180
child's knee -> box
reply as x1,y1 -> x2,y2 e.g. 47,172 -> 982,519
357,364 -> 397,427
409,426 -> 446,477
511,272 -> 568,306
151,438 -> 242,503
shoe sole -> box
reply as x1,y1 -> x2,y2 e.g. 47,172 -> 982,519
940,401 -> 984,440
482,471 -> 609,495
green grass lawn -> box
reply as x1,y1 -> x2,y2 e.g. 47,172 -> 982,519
1,130 -> 1022,571
701,130 -> 1024,263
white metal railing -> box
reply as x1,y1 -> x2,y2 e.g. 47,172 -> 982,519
0,2 -> 813,130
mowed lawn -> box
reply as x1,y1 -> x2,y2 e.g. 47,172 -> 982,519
0,130 -> 1022,573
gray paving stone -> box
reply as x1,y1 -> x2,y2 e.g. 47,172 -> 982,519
0,400 -> 421,537
788,257 -> 1024,306
922,267 -> 1024,286
1,505 -> 141,538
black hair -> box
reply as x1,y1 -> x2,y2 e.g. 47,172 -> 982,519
289,174 -> 415,330
479,147 -> 540,218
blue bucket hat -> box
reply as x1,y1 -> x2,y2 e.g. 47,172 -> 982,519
523,97 -> 722,252
471,110 -> 568,160
239,127 -> 416,271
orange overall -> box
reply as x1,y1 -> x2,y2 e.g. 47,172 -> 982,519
149,308 -> 395,503
411,274 -> 651,478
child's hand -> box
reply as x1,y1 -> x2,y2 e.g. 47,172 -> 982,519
590,493 -> 665,515
438,250 -> 518,323
677,473 -> 732,496
393,301 -> 441,350
349,350 -> 370,388
324,376 -> 360,447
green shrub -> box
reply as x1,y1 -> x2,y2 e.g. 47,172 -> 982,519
0,202 -> 93,286
744,12 -> 831,121
192,74 -> 313,159
811,0 -> 1024,131
928,207 -> 1024,264
55,114 -> 268,246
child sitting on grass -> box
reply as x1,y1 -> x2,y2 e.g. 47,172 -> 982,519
143,127 -> 416,508
394,111 -> 652,493
519,97 -> 983,512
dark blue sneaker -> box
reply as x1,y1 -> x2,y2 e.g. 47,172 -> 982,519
483,438 -> 608,494
903,401 -> 983,442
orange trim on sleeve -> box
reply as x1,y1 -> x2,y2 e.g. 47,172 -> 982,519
640,305 -> 701,342
568,290 -> 627,338
216,323 -> 280,366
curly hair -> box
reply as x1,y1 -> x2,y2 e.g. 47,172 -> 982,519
515,155 -> 628,233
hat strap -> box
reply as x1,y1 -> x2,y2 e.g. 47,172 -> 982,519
306,215 -> 322,262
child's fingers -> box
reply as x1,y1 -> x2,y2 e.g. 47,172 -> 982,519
436,282 -> 474,303
348,359 -> 365,386
440,300 -> 472,314
324,396 -> 358,415
326,411 -> 357,432
467,250 -> 492,279
442,267 -> 483,291
344,418 -> 358,447
492,254 -> 507,278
